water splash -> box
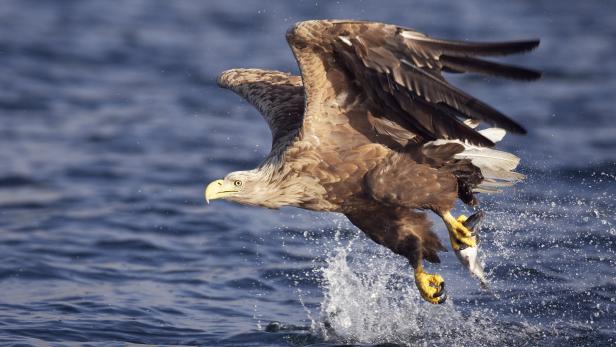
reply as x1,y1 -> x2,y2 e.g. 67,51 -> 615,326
313,230 -> 531,346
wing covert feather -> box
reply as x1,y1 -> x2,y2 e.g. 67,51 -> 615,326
286,20 -> 540,147
217,69 -> 305,148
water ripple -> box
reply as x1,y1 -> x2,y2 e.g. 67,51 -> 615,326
0,1 -> 614,346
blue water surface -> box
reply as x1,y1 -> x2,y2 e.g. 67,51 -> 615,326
0,1 -> 615,346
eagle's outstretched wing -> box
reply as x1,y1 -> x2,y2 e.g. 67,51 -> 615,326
217,69 -> 305,149
286,20 -> 540,147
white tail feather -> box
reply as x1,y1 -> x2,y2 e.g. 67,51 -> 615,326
428,128 -> 524,193
456,148 -> 520,172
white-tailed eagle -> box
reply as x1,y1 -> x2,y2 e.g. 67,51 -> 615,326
205,20 -> 539,304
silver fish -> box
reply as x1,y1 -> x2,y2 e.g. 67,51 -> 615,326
456,211 -> 488,288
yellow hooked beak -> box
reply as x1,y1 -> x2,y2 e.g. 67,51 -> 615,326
204,179 -> 238,203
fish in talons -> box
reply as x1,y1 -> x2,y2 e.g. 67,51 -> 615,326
456,211 -> 488,288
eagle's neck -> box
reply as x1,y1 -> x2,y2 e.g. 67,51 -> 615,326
240,154 -> 324,209
247,162 -> 303,209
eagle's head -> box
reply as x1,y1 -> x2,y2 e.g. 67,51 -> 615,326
204,164 -> 314,209
204,170 -> 265,206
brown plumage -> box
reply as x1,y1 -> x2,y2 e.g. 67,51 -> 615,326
207,20 -> 539,303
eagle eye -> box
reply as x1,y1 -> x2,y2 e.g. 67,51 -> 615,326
233,180 -> 243,187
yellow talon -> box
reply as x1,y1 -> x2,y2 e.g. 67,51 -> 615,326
443,212 -> 477,250
414,265 -> 446,304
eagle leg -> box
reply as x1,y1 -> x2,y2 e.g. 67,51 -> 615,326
346,208 -> 448,304
414,263 -> 447,304
442,211 -> 477,250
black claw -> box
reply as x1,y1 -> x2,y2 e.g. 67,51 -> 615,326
463,210 -> 485,232
454,238 -> 469,251
436,290 -> 447,304
432,282 -> 446,298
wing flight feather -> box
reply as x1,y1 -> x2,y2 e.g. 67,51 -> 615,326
286,20 -> 540,147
